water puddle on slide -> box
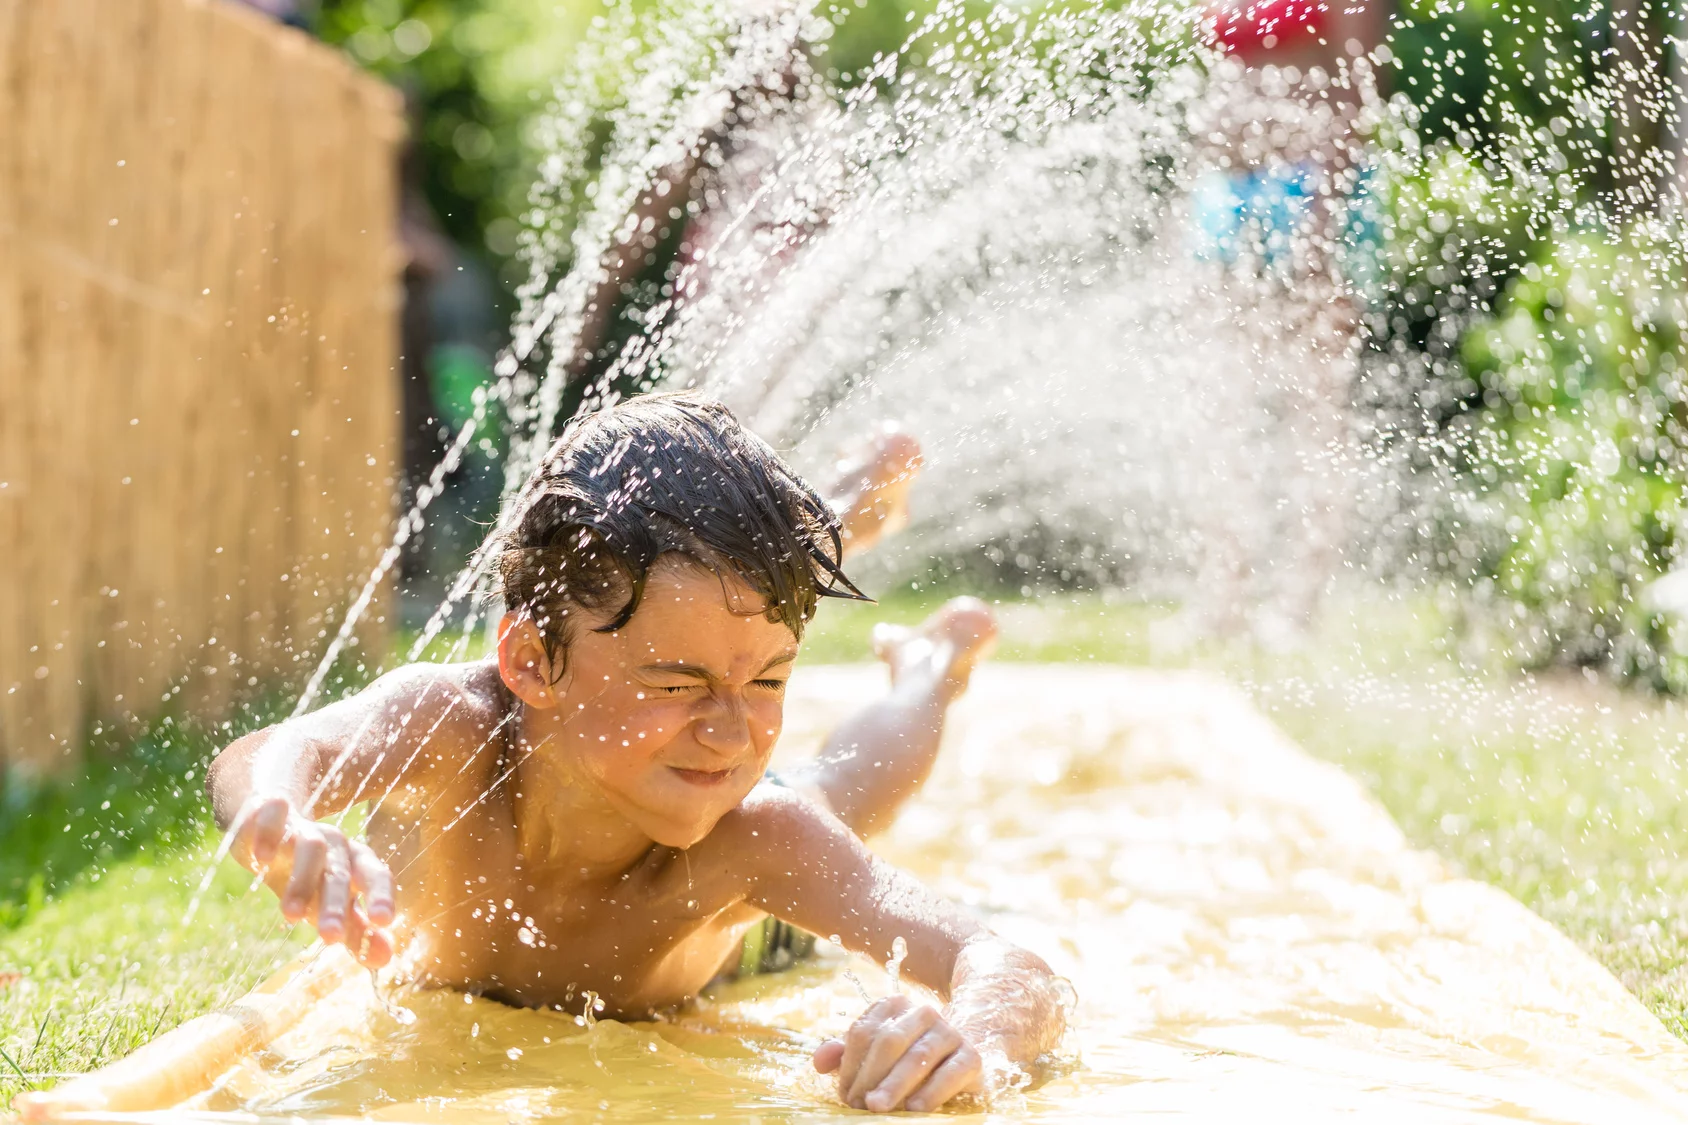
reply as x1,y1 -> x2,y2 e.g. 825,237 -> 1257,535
160,666 -> 1688,1122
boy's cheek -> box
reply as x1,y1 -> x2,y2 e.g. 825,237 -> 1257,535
750,702 -> 784,746
621,704 -> 693,751
579,695 -> 690,746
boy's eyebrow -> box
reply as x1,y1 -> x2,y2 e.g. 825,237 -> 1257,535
637,652 -> 797,679
638,662 -> 715,681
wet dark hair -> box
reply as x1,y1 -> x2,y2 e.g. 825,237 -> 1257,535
496,392 -> 867,680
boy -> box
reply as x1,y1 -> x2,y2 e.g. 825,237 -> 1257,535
206,394 -> 1066,1113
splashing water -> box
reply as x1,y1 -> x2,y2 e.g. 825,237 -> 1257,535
885,934 -> 908,996
830,933 -> 874,1003
139,0 -> 1688,1116
264,0 -> 1387,692
499,0 -> 1387,635
260,0 -> 1688,743
369,969 -> 417,1028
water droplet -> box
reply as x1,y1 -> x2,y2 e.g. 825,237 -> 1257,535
886,935 -> 908,995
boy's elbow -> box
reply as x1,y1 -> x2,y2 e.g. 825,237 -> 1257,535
203,729 -> 264,830
204,750 -> 235,830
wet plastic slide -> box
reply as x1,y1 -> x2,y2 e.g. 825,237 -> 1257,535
17,666 -> 1688,1122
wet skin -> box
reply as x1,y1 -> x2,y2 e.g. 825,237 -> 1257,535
207,560 -> 1063,1112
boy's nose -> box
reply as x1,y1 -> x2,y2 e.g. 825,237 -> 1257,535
694,691 -> 752,758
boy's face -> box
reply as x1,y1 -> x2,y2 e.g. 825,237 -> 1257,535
518,558 -> 798,849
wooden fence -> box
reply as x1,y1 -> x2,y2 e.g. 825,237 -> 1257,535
0,0 -> 404,774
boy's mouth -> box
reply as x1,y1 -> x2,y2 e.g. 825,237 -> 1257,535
668,765 -> 738,788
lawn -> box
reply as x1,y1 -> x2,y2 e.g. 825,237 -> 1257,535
0,711 -> 312,1102
5,585 -> 1688,1105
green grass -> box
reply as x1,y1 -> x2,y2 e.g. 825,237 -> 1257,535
0,850 -> 311,1101
0,707 -> 312,1105
8,585 -> 1688,1106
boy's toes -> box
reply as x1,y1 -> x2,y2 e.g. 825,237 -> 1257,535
866,427 -> 922,486
831,426 -> 924,553
862,430 -> 921,532
923,598 -> 997,697
930,597 -> 998,658
870,621 -> 914,664
871,598 -> 997,695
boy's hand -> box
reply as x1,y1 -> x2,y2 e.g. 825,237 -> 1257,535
229,795 -> 396,968
813,994 -> 983,1112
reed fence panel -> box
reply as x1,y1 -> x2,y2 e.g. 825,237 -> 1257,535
0,0 -> 404,774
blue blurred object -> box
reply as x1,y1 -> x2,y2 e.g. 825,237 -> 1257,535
1189,160 -> 1317,270
1337,162 -> 1385,308
1190,159 -> 1383,304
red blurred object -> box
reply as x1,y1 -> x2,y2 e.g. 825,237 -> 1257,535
1208,0 -> 1330,61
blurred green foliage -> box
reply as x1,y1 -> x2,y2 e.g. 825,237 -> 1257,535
1364,0 -> 1687,685
1457,233 -> 1687,684
1386,0 -> 1663,191
306,0 -> 956,294
311,0 -> 601,286
0,719 -> 217,930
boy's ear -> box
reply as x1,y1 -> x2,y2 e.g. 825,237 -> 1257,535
497,613 -> 562,709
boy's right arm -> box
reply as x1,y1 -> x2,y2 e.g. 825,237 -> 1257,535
205,665 -> 470,967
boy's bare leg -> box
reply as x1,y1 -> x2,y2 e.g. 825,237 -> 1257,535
795,425 -> 991,837
830,425 -> 922,558
786,598 -> 997,837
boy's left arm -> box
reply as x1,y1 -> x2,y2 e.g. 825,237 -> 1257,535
729,788 -> 1068,1112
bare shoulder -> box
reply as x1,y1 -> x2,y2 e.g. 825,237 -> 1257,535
704,782 -> 858,874
359,660 -> 506,727
329,660 -> 511,766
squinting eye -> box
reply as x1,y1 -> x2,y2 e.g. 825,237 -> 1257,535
655,685 -> 696,696
753,679 -> 788,692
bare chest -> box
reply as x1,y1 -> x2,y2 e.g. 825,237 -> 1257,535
383,802 -> 761,1016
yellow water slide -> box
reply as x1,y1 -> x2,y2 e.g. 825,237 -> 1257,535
15,666 -> 1688,1123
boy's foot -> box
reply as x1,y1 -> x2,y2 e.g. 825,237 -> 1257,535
828,426 -> 923,557
871,597 -> 998,705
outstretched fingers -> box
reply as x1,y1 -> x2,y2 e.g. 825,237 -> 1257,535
354,909 -> 395,968
308,831 -> 396,967
281,826 -> 326,923
230,797 -> 397,969
239,794 -> 291,865
351,840 -> 395,926
316,842 -> 353,941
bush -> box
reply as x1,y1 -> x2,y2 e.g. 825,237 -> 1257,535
1454,232 -> 1688,685
1358,0 -> 1688,687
